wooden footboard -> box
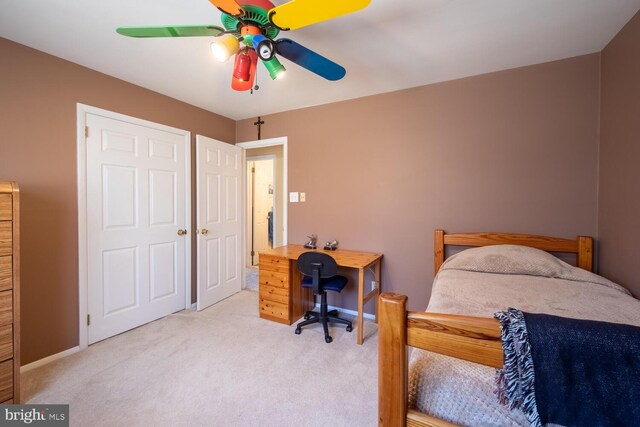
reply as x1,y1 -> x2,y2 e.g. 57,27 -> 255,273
378,292 -> 503,427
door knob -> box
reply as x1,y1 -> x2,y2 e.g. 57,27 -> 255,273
201,228 -> 209,235
177,229 -> 187,236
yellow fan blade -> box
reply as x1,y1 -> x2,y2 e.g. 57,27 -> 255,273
269,0 -> 370,31
209,0 -> 244,16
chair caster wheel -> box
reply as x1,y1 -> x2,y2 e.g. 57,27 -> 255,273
303,313 -> 310,320
325,336 -> 333,343
346,325 -> 353,332
295,328 -> 301,335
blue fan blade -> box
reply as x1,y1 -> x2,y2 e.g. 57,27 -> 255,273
276,38 -> 346,81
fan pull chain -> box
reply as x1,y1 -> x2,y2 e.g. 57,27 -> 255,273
251,65 -> 260,94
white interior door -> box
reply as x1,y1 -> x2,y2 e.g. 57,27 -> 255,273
197,135 -> 243,311
86,113 -> 188,344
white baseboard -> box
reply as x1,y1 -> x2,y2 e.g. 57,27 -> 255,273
314,304 -> 375,320
20,346 -> 80,373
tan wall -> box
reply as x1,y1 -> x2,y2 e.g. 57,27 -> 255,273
236,54 -> 601,312
598,11 -> 640,297
0,34 -> 613,364
0,38 -> 235,364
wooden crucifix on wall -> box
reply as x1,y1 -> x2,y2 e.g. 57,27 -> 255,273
254,116 -> 265,140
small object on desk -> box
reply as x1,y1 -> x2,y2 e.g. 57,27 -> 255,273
324,240 -> 339,251
303,234 -> 317,249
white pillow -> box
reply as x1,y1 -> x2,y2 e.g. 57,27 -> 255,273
441,244 -> 627,294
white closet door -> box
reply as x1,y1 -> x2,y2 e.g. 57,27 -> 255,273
86,113 -> 187,344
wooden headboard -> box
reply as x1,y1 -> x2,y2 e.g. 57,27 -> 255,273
434,230 -> 594,274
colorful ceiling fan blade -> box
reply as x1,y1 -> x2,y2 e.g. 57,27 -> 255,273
209,0 -> 245,17
268,0 -> 370,31
276,38 -> 345,81
116,25 -> 226,38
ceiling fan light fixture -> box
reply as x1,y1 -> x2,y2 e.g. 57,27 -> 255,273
211,34 -> 239,62
117,0 -> 368,91
233,49 -> 254,81
263,57 -> 286,80
252,34 -> 275,61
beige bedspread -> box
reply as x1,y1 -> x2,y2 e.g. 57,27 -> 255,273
408,245 -> 640,426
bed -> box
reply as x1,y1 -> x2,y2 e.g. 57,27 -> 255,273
378,230 -> 640,427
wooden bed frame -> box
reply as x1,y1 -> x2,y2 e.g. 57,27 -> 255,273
378,230 -> 594,427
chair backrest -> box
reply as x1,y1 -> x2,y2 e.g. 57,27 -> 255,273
297,252 -> 338,294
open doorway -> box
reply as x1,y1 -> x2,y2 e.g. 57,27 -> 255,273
237,137 -> 287,290
247,156 -> 275,266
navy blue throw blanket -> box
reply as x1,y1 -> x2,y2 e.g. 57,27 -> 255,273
494,308 -> 640,427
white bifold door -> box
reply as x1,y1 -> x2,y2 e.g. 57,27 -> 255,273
196,135 -> 243,311
86,113 -> 188,344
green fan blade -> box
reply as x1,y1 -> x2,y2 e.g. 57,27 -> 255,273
116,25 -> 225,38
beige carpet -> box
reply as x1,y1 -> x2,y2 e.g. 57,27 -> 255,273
245,267 -> 259,291
22,290 -> 378,427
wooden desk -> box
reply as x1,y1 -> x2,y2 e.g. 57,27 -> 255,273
258,244 -> 383,344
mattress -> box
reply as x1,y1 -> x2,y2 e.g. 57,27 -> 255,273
408,245 -> 640,426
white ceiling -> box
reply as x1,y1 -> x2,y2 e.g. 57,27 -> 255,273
2,0 -> 639,120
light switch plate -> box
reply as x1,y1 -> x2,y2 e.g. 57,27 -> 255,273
289,192 -> 299,203
300,192 -> 306,202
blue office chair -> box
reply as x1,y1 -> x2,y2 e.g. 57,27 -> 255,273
294,252 -> 353,343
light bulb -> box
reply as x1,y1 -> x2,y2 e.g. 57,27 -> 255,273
263,57 -> 286,80
210,35 -> 239,62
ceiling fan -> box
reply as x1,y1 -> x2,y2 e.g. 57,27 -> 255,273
117,0 -> 370,91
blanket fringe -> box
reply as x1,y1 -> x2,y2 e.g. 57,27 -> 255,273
494,308 -> 542,427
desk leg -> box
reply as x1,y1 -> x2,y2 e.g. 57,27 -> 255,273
357,268 -> 365,345
374,260 -> 381,324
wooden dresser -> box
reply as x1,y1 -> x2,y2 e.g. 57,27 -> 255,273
258,252 -> 312,325
0,182 -> 19,403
